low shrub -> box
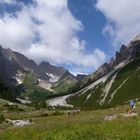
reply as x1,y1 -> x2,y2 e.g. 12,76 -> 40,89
0,114 -> 5,123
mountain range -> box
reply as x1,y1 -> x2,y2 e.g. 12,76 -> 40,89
0,45 -> 87,103
0,45 -> 86,88
0,33 -> 140,109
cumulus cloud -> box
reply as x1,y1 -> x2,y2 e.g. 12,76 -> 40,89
96,0 -> 140,47
0,0 -> 11,3
0,0 -> 16,4
0,8 -> 36,51
0,0 -> 106,73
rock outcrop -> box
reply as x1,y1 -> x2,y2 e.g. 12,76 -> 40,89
95,63 -> 111,79
115,51 -> 124,65
120,44 -> 130,60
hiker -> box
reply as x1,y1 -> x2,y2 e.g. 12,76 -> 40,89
127,100 -> 135,113
129,100 -> 135,112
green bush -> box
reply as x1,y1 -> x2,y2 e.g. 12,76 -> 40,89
0,114 -> 5,123
51,110 -> 64,116
40,112 -> 49,117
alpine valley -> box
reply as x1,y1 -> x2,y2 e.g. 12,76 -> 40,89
1,32 -> 140,140
1,0 -> 140,139
0,33 -> 140,109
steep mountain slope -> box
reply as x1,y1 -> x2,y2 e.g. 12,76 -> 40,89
0,46 -> 17,85
52,71 -> 78,94
14,51 -> 38,73
76,74 -> 87,81
66,33 -> 140,109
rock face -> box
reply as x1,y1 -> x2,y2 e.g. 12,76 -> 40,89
120,45 -> 130,60
95,63 -> 112,79
14,52 -> 37,73
130,40 -> 140,56
0,46 -> 17,85
109,57 -> 115,68
115,51 -> 124,65
37,62 -> 66,81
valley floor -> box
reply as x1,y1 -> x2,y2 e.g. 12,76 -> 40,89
0,103 -> 140,140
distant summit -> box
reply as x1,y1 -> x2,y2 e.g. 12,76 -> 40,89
0,45 -> 78,88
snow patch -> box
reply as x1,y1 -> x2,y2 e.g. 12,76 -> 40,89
13,72 -> 24,85
16,77 -> 22,84
46,72 -> 60,83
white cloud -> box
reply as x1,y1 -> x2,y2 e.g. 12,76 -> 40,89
0,8 -> 36,51
96,0 -> 140,47
0,0 -> 106,73
0,0 -> 16,4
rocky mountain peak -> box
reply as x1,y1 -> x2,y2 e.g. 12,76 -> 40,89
37,61 -> 66,81
115,51 -> 124,65
120,44 -> 130,60
132,33 -> 140,42
109,57 -> 115,68
95,63 -> 111,79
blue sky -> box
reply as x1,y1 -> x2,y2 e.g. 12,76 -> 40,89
69,0 -> 108,50
0,0 -> 140,75
68,0 -> 114,60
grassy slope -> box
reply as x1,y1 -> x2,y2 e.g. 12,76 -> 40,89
106,57 -> 140,105
67,85 -> 104,110
0,104 -> 140,140
0,98 -> 35,113
67,57 -> 140,109
52,82 -> 75,94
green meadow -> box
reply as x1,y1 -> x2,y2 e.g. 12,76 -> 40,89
0,103 -> 140,140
